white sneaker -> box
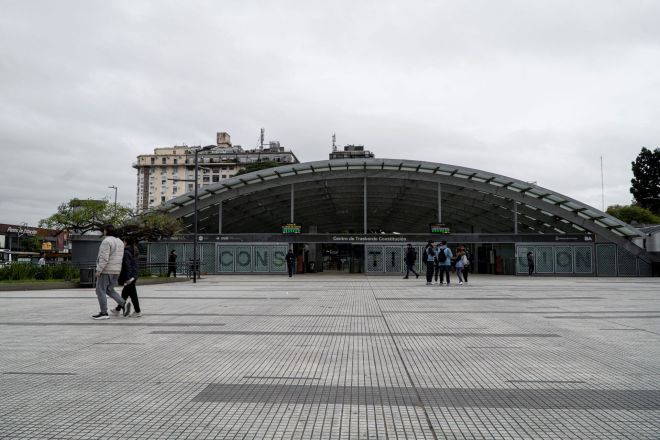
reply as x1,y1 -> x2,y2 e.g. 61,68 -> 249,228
459,281 -> 463,285
131,312 -> 142,318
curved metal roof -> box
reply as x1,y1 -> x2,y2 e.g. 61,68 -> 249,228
163,158 -> 643,253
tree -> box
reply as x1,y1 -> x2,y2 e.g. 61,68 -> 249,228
39,199 -> 183,241
606,204 -> 660,225
39,199 -> 133,234
236,160 -> 281,176
118,209 -> 184,242
630,147 -> 660,214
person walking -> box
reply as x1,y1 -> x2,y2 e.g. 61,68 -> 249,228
433,250 -> 441,284
113,237 -> 141,318
462,246 -> 472,283
285,248 -> 296,277
92,224 -> 129,320
436,241 -> 453,285
455,246 -> 467,285
403,244 -> 419,279
424,240 -> 435,285
527,251 -> 535,276
167,250 -> 177,277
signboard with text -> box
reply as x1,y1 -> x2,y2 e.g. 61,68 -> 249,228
430,223 -> 450,234
281,224 -> 302,234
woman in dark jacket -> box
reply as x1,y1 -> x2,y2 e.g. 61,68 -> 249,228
114,237 -> 141,317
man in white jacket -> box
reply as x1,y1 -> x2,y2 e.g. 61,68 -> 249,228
92,224 -> 130,320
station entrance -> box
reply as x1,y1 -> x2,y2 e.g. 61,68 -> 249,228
142,232 -> 651,277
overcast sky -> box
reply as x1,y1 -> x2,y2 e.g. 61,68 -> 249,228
1,0 -> 659,226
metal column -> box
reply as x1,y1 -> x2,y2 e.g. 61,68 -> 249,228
291,184 -> 295,223
513,201 -> 518,234
218,202 -> 222,234
363,177 -> 367,233
438,182 -> 442,223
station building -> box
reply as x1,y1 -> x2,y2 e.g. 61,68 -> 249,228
150,158 -> 657,277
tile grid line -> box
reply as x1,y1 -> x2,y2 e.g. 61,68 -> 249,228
367,278 -> 439,440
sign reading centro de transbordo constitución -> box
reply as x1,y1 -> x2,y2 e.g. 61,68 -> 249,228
429,223 -> 450,234
281,224 -> 302,234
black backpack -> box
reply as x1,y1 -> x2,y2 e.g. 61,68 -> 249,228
437,248 -> 447,263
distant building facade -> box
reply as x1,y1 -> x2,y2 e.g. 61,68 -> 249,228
329,144 -> 375,160
0,223 -> 70,260
134,132 -> 299,212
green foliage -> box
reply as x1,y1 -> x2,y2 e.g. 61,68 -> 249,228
39,198 -> 133,234
118,209 -> 184,242
606,204 -> 660,225
39,199 -> 182,242
0,263 -> 79,282
236,160 -> 281,176
630,147 -> 660,214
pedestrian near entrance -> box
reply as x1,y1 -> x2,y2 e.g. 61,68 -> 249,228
527,251 -> 535,276
113,237 -> 141,318
167,250 -> 177,277
92,225 -> 129,320
455,246 -> 467,285
462,246 -> 471,283
285,248 -> 296,277
436,241 -> 453,285
424,240 -> 435,285
433,252 -> 441,284
403,244 -> 419,279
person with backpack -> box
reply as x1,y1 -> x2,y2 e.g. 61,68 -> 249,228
436,240 -> 453,285
424,240 -> 435,285
403,243 -> 419,279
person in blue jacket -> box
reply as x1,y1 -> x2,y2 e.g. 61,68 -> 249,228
436,240 -> 453,286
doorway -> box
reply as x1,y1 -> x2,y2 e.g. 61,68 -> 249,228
321,244 -> 364,273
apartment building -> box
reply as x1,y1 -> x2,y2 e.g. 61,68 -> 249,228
134,132 -> 299,212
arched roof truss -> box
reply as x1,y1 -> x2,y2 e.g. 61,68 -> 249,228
163,158 -> 643,256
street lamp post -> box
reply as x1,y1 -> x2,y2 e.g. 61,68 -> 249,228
192,145 -> 215,283
16,222 -> 28,253
108,185 -> 118,218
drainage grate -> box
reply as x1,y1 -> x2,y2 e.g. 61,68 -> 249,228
378,297 -> 602,301
193,383 -> 660,410
3,372 -> 76,376
0,322 -> 225,327
152,330 -> 560,338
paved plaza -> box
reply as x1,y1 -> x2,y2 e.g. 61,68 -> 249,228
1,274 -> 659,439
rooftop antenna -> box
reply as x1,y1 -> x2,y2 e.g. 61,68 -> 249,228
600,155 -> 605,211
260,128 -> 265,150
332,133 -> 337,152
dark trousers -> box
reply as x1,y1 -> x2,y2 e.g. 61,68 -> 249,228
439,266 -> 451,284
434,264 -> 441,282
167,265 -> 176,277
528,264 -> 534,276
425,261 -> 434,283
405,263 -> 419,278
121,281 -> 140,313
287,263 -> 294,277
463,266 -> 469,282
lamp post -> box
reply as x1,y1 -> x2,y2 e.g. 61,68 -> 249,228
192,145 -> 215,283
17,222 -> 28,253
108,185 -> 118,218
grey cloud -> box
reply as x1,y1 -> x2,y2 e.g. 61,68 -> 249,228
0,0 -> 657,225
